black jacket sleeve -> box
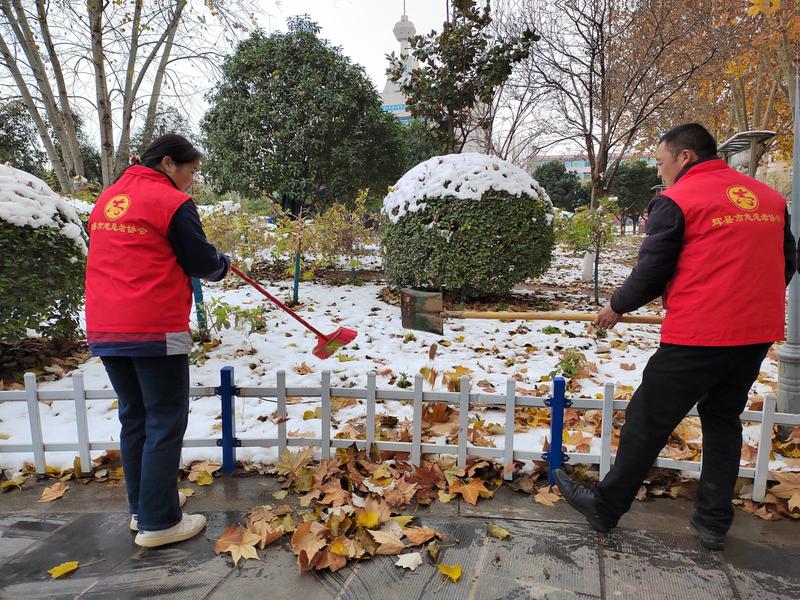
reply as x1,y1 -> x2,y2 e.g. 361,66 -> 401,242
784,209 -> 797,285
167,200 -> 230,282
610,195 -> 684,314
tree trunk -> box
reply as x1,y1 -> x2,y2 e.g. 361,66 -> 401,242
1,0 -> 79,186
0,32 -> 71,190
88,0 -> 115,187
140,0 -> 186,150
34,0 -> 84,180
112,0 -> 144,178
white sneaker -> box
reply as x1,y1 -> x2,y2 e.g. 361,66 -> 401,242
134,513 -> 206,548
130,490 -> 188,531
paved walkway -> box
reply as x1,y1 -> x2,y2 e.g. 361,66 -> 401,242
0,476 -> 797,599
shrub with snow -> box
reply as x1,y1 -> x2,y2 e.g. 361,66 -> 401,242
0,165 -> 88,341
381,153 -> 554,298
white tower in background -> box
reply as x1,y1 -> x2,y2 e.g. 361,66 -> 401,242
380,6 -> 417,125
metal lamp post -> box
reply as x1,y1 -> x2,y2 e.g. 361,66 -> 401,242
777,51 -> 800,415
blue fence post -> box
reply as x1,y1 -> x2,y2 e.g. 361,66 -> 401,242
217,366 -> 239,473
545,376 -> 571,485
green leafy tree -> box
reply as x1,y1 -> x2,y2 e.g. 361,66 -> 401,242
0,100 -> 45,173
608,160 -> 660,234
387,0 -> 538,153
202,17 -> 403,211
533,161 -> 590,212
556,197 -> 617,305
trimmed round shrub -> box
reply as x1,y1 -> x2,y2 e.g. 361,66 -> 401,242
0,166 -> 87,342
381,153 -> 554,298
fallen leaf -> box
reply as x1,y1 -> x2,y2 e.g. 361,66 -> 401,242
437,490 -> 455,503
369,529 -> 406,555
178,487 -> 195,497
395,552 -> 423,571
620,363 -> 637,371
534,486 -> 561,507
303,407 -> 321,420
769,472 -> 800,500
402,526 -> 436,545
194,470 -> 214,486
293,362 -> 313,375
214,524 -> 261,566
1,476 -> 25,491
272,490 -> 289,500
291,521 -> 330,571
487,523 -> 512,540
450,478 -> 491,506
37,482 -> 68,502
438,563 -> 462,582
428,539 -> 440,562
47,561 -> 79,579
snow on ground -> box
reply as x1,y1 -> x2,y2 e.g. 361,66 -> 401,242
0,237 -> 791,476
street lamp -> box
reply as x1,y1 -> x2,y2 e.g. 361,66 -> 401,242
776,53 -> 800,415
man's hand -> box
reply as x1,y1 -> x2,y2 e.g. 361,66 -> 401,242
595,303 -> 622,328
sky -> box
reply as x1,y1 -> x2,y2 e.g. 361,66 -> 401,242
260,0 -> 450,91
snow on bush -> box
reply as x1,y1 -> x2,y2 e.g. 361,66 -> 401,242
0,165 -> 88,341
381,153 -> 555,298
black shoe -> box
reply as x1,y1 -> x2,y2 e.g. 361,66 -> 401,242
690,513 -> 725,551
554,469 -> 615,533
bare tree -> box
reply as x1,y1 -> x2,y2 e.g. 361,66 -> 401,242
519,0 -> 722,206
0,0 -> 258,190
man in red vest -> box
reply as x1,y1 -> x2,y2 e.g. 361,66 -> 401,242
555,124 -> 797,550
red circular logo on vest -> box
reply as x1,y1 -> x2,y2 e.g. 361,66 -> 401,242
726,186 -> 759,211
104,195 -> 131,220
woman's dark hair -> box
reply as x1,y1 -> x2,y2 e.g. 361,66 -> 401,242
138,134 -> 202,169
658,123 -> 717,160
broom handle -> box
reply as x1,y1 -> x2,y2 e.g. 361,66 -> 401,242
230,265 -> 325,338
443,310 -> 663,325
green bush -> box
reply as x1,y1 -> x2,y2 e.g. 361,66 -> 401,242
381,159 -> 554,298
0,221 -> 86,342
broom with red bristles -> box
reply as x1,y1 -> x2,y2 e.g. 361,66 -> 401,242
230,265 -> 357,359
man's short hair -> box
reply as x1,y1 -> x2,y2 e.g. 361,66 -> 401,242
659,123 -> 717,159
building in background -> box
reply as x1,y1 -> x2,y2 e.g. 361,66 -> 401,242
380,12 -> 417,125
531,154 -> 657,181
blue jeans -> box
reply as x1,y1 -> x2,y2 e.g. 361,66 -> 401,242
101,355 -> 189,531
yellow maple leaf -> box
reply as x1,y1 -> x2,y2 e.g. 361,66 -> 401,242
178,487 -> 195,497
438,490 -> 456,503
47,561 -> 79,579
356,510 -> 380,529
390,515 -> 415,527
194,470 -> 214,486
1,476 -> 25,491
438,563 -> 462,582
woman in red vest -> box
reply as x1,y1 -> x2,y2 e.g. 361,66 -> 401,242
555,124 -> 797,550
86,134 -> 230,548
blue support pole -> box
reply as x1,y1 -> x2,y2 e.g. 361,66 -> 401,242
192,278 -> 209,342
217,366 -> 238,473
546,376 -> 570,485
292,252 -> 301,305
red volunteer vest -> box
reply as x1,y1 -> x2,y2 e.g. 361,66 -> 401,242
85,166 -> 192,333
660,159 -> 786,346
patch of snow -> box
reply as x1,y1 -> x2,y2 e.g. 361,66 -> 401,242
0,165 -> 87,254
382,153 -> 553,223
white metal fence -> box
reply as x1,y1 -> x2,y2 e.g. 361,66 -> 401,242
1,369 -> 798,503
